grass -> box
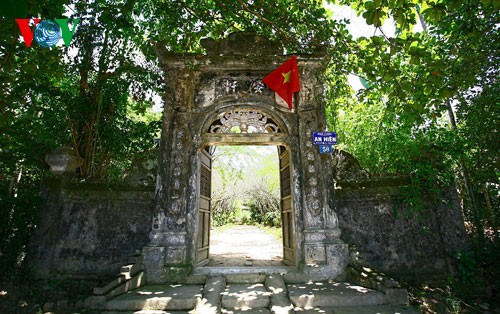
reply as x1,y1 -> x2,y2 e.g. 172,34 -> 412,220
210,222 -> 239,233
211,223 -> 282,240
255,224 -> 282,240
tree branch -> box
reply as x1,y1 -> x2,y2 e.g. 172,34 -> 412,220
234,0 -> 297,45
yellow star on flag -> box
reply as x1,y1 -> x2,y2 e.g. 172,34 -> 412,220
282,71 -> 291,84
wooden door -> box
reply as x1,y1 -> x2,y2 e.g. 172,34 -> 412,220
279,146 -> 295,265
196,148 -> 212,266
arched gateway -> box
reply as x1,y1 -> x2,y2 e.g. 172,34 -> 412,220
142,33 -> 349,283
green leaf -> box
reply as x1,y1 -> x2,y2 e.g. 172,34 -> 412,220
365,1 -> 376,10
0,0 -> 27,18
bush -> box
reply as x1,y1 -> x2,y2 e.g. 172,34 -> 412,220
246,185 -> 281,227
211,190 -> 238,226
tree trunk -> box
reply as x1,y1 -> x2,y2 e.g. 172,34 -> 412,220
447,101 -> 484,242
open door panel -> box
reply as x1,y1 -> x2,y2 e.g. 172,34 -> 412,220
196,147 -> 212,266
279,146 -> 295,266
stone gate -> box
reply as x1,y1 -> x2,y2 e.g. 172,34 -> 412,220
142,32 -> 349,283
31,32 -> 468,284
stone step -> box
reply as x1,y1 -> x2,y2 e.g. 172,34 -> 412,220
221,309 -> 271,314
291,304 -> 420,313
104,272 -> 146,300
265,274 -> 293,314
225,273 -> 267,284
221,283 -> 271,310
121,263 -> 145,279
94,274 -> 126,296
104,284 -> 203,311
99,273 -> 411,314
102,311 -> 192,314
94,263 -> 145,296
287,282 -> 388,308
193,266 -> 291,276
195,276 -> 226,314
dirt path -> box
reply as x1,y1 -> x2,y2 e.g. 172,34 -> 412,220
208,224 -> 283,267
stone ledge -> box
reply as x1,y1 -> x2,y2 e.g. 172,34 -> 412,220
104,284 -> 203,311
336,175 -> 410,189
345,265 -> 409,305
288,282 -> 388,308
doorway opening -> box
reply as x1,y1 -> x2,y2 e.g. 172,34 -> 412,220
196,145 -> 295,268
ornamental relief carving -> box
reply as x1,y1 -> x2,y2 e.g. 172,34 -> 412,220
305,245 -> 326,264
195,76 -> 274,108
208,108 -> 281,134
168,128 -> 186,220
216,78 -> 271,97
303,120 -> 323,216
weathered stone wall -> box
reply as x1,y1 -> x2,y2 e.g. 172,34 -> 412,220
29,178 -> 154,279
30,148 -> 468,281
333,151 -> 468,278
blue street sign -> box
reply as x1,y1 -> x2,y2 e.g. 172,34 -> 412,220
312,132 -> 337,145
319,145 -> 333,154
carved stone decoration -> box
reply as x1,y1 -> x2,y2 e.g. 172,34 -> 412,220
123,147 -> 159,186
305,245 -> 327,264
249,81 -> 265,94
332,149 -> 369,181
212,78 -> 273,100
45,146 -> 82,175
303,121 -> 322,216
209,108 -> 281,134
221,79 -> 238,94
167,128 -> 186,224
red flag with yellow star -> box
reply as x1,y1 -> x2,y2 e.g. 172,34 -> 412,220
262,55 -> 300,110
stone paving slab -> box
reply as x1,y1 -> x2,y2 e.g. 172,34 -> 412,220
222,309 -> 271,314
104,284 -> 203,311
225,273 -> 267,283
196,276 -> 226,314
103,311 -> 192,314
294,304 -> 420,313
288,282 -> 388,308
265,275 -> 294,314
222,283 -> 271,310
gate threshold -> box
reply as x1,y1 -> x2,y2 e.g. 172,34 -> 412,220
194,266 -> 293,275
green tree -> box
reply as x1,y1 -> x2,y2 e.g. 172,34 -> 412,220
0,0 -> 70,278
62,0 -> 162,178
325,0 -> 499,302
326,0 -> 498,229
211,146 -> 280,226
137,0 -> 342,53
0,0 -> 162,275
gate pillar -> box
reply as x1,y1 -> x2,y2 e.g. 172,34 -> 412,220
143,32 -> 348,283
295,65 -> 349,280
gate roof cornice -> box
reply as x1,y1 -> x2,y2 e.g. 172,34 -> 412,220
155,50 -> 329,71
155,32 -> 329,71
